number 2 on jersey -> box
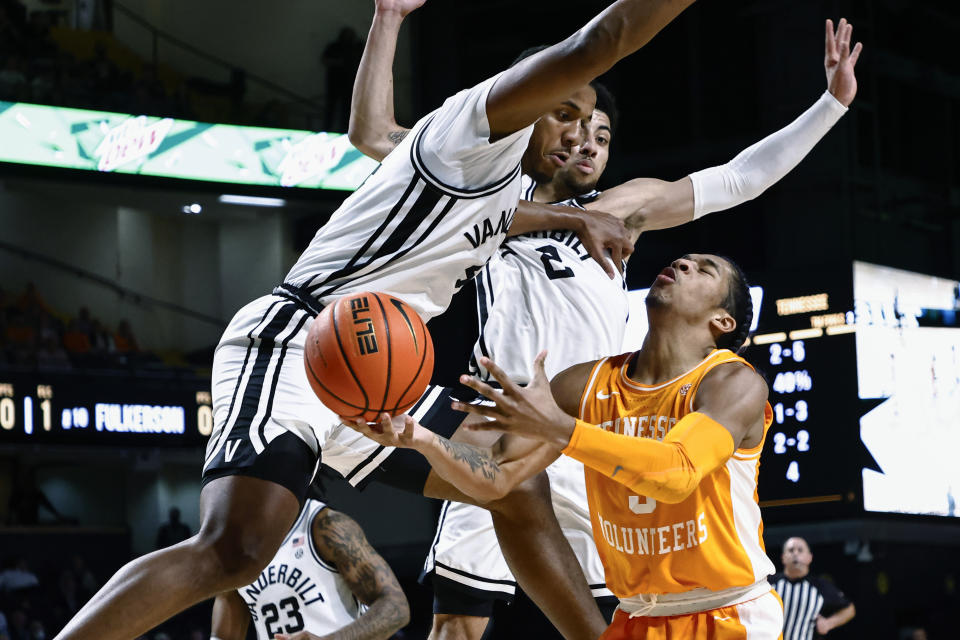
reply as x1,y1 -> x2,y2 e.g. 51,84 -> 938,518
536,245 -> 575,280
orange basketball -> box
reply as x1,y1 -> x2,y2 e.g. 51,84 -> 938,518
304,292 -> 434,422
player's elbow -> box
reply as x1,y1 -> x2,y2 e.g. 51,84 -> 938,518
347,126 -> 378,160
347,117 -> 387,162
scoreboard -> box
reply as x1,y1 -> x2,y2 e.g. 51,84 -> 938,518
739,266 -> 866,522
0,372 -> 212,447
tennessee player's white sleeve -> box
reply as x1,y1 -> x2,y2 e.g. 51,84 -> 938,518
414,73 -> 533,191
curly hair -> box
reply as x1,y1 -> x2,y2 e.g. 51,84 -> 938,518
715,256 -> 753,353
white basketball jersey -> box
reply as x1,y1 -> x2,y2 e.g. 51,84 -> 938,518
470,176 -> 630,385
239,500 -> 363,640
284,73 -> 534,321
422,178 -> 629,596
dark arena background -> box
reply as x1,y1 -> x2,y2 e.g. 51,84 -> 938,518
1,0 -> 958,638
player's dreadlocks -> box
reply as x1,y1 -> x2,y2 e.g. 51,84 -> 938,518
715,256 -> 753,353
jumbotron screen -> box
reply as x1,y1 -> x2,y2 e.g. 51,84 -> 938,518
854,261 -> 960,518
0,100 -> 377,190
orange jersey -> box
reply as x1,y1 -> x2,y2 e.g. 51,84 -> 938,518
578,349 -> 775,597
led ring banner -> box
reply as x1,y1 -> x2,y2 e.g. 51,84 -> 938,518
0,101 -> 379,191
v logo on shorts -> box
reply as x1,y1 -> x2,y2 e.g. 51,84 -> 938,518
224,440 -> 243,463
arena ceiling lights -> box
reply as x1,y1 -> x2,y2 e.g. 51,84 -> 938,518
0,101 -> 378,191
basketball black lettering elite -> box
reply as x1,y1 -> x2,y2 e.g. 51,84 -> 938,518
350,297 -> 379,355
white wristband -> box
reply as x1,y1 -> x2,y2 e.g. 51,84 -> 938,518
690,90 -> 848,220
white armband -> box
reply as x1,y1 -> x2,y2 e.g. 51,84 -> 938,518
689,90 -> 848,219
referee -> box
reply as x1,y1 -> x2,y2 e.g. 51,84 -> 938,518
770,537 -> 856,639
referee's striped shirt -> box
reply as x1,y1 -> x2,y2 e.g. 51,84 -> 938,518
771,572 -> 851,640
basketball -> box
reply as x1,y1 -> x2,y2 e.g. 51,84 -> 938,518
304,291 -> 434,422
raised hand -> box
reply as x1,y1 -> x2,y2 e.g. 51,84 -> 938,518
375,0 -> 427,18
454,352 -> 576,448
825,18 -> 863,107
576,209 -> 633,278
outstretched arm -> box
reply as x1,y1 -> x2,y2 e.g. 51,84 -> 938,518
275,509 -> 409,640
340,358 -> 598,502
343,411 -> 562,503
585,18 -> 863,242
458,355 -> 768,504
486,0 -> 696,138
347,0 -> 423,162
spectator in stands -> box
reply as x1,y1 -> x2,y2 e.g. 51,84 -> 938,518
6,610 -> 28,640
48,570 -> 79,634
7,467 -> 71,526
61,318 -> 91,363
0,610 -> 10,640
68,557 -> 97,603
35,335 -> 70,370
113,320 -> 138,355
0,558 -> 39,596
3,310 -> 36,365
25,620 -> 43,640
89,319 -> 114,359
73,308 -> 92,335
15,284 -> 46,316
321,26 -> 362,132
155,507 -> 190,549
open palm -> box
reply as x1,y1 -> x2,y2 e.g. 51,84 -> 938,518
825,18 -> 863,107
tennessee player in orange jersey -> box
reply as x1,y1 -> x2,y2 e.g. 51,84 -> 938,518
359,253 -> 782,638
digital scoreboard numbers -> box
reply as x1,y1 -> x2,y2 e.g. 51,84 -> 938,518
741,267 -> 862,522
767,341 -> 812,485
0,373 -> 212,447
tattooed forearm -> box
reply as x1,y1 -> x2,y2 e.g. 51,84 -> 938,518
434,435 -> 501,482
387,129 -> 409,147
313,509 -> 410,640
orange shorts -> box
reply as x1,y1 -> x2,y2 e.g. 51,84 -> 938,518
600,590 -> 784,640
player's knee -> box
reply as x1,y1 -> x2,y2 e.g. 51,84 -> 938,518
195,524 -> 277,588
431,614 -> 489,640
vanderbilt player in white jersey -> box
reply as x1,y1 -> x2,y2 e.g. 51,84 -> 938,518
346,9 -> 861,639
210,497 -> 408,640
53,3 -> 700,640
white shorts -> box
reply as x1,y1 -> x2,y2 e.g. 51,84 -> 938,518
202,295 -> 331,497
199,295 -> 391,499
202,297 -> 459,501
423,454 -> 612,601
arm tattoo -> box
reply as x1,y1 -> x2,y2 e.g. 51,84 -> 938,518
313,509 -> 409,640
387,129 -> 409,147
434,435 -> 500,482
